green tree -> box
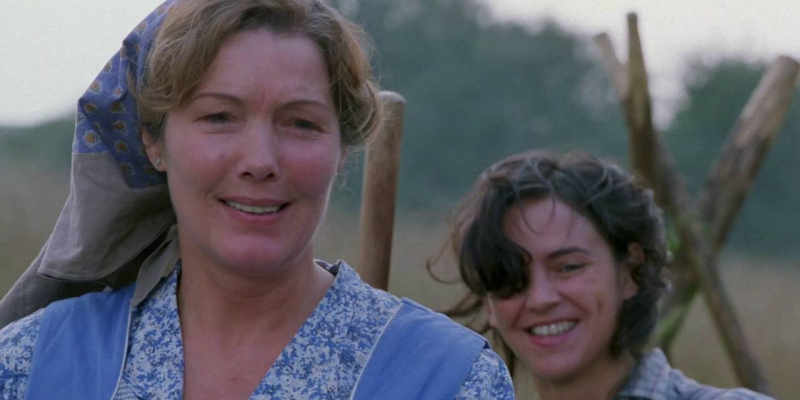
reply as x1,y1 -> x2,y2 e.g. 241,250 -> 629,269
0,119 -> 74,169
331,0 -> 628,209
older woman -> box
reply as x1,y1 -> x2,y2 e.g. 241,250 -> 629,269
0,1 -> 513,399
442,150 -> 772,399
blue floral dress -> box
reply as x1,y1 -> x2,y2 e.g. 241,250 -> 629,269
0,261 -> 514,399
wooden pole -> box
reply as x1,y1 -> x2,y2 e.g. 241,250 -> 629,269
625,13 -> 659,185
659,55 -> 799,367
680,56 -> 798,392
357,91 -> 406,291
594,33 -> 627,104
593,13 -> 793,394
702,56 -> 800,252
595,22 -> 701,333
594,29 -> 691,212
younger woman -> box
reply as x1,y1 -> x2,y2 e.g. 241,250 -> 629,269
443,150 -> 772,399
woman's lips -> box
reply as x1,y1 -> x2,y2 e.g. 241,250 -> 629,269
219,197 -> 290,225
223,200 -> 283,215
526,319 -> 578,347
529,320 -> 577,336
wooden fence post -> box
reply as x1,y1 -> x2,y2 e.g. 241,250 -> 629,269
357,91 -> 406,291
594,13 -> 799,394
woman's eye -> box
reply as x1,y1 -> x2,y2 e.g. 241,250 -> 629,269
201,112 -> 232,124
557,263 -> 586,273
290,118 -> 321,131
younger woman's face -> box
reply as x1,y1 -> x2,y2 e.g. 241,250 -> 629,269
485,197 -> 638,385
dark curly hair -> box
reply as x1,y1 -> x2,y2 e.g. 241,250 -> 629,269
437,149 -> 668,375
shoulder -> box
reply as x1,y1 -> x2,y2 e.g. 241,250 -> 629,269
0,307 -> 45,398
322,260 -> 402,325
455,348 -> 515,400
388,299 -> 513,398
0,287 -> 133,398
620,349 -> 774,400
668,368 -> 774,400
328,261 -> 514,398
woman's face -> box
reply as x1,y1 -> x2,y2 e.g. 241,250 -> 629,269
144,28 -> 342,278
485,197 -> 637,385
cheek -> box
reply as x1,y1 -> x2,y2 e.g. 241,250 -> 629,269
284,145 -> 340,194
173,149 -> 226,190
567,275 -> 621,319
163,143 -> 233,216
302,156 -> 337,183
488,296 -> 526,328
593,278 -> 628,328
168,131 -> 234,171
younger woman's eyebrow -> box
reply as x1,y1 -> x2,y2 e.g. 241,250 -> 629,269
545,247 -> 589,261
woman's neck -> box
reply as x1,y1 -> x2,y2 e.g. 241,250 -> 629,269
534,351 -> 636,400
176,253 -> 335,345
175,252 -> 335,400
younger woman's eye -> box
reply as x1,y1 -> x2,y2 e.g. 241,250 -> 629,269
557,263 -> 586,273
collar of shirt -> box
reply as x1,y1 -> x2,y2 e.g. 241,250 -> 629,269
615,349 -> 672,400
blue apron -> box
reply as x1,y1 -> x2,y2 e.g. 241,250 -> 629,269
26,288 -> 487,399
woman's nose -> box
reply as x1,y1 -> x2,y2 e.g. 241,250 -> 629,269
525,273 -> 560,312
238,123 -> 280,181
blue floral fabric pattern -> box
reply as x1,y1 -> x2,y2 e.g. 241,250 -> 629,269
457,349 -> 516,400
0,261 -> 514,399
121,265 -> 184,398
0,308 -> 42,400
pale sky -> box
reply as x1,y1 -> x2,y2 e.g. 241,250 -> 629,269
485,0 -> 800,126
1,0 -> 798,127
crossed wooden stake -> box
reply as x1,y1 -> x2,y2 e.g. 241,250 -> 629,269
595,12 -> 799,395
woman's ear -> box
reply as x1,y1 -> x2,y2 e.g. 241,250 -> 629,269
141,126 -> 166,171
620,242 -> 644,300
484,296 -> 498,328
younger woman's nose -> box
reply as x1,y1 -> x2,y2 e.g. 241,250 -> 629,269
525,274 -> 560,312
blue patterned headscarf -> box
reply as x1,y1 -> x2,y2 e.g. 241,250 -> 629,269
74,1 -> 173,188
0,0 -> 180,327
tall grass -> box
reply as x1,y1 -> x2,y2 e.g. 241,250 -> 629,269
0,165 -> 70,286
1,169 -> 797,398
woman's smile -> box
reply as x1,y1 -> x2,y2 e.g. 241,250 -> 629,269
529,319 -> 577,337
219,197 -> 289,226
223,199 -> 284,215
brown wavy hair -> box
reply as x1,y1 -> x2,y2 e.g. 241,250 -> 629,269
434,149 -> 668,375
134,0 -> 382,149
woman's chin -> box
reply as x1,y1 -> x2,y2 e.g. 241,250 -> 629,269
208,241 -> 311,278
527,356 -> 584,386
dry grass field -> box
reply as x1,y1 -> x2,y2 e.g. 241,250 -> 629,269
2,168 -> 798,399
